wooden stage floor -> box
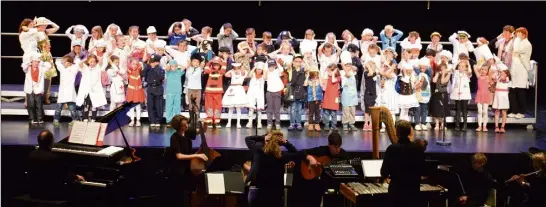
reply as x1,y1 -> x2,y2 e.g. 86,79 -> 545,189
2,120 -> 544,154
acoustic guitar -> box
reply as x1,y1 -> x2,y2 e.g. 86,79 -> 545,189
300,155 -> 332,180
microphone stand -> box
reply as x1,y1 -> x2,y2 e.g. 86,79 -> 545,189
436,91 -> 451,146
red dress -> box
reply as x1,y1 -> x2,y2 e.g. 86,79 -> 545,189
125,65 -> 146,103
322,75 -> 340,110
475,75 -> 492,104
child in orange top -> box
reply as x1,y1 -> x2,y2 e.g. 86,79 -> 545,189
204,56 -> 227,128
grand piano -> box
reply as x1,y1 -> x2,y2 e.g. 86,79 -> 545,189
40,103 -> 141,195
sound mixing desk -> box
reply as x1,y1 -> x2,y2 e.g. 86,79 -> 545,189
339,182 -> 448,207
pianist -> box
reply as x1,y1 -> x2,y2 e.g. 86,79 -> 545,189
168,115 -> 208,207
380,120 -> 426,207
27,130 -> 85,200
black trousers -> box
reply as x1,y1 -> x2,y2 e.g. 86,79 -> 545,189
289,179 -> 324,207
26,93 -> 44,122
509,88 -> 527,114
248,187 -> 284,207
455,100 -> 468,125
147,93 -> 164,124
82,96 -> 98,120
308,101 -> 321,124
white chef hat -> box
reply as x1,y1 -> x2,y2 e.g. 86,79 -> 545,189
361,28 -> 374,36
418,57 -> 430,67
231,62 -> 242,67
74,25 -> 85,33
400,61 -> 414,70
34,17 -> 49,26
340,51 -> 352,65
497,63 -> 508,71
147,26 -> 157,34
255,61 -> 267,70
439,50 -> 452,61
30,52 -> 41,62
154,40 -> 167,49
133,41 -> 146,49
95,39 -> 107,48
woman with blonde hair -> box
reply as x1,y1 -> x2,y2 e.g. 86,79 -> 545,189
245,131 -> 298,207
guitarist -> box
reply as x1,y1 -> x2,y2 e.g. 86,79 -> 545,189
245,131 -> 298,207
290,132 -> 348,207
168,115 -> 208,207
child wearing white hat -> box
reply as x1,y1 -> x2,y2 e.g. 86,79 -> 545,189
397,62 -> 419,122
299,29 -> 318,62
145,26 -> 160,54
65,25 -> 89,50
413,58 -> 432,131
104,23 -> 122,42
359,28 -> 379,58
340,51 -> 359,131
245,62 -> 267,129
222,62 -> 248,128
22,52 -> 53,124
449,31 -> 475,65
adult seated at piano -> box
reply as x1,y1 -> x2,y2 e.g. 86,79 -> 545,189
168,115 -> 208,207
245,131 -> 298,207
290,132 -> 348,207
380,120 -> 426,207
508,152 -> 546,207
27,130 -> 85,200
456,153 -> 500,207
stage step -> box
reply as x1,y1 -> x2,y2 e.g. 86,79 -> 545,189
1,102 -> 536,124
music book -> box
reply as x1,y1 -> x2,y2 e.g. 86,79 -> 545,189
361,160 -> 383,178
68,121 -> 108,146
206,173 -> 226,195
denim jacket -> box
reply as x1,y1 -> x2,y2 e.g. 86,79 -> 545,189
379,29 -> 404,51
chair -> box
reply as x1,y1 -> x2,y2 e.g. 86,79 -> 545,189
484,188 -> 497,207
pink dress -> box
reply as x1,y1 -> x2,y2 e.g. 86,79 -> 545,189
475,76 -> 492,104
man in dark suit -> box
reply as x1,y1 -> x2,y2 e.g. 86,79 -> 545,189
27,130 -> 84,200
381,120 -> 426,207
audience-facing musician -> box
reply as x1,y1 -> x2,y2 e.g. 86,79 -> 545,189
457,153 -> 499,207
290,132 -> 348,207
27,130 -> 85,200
245,131 -> 298,207
168,115 -> 208,207
380,120 -> 426,207
509,152 -> 546,207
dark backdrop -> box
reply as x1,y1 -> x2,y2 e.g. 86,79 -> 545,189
2,1 -> 545,107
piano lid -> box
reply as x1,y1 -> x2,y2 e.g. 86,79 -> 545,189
98,102 -> 139,135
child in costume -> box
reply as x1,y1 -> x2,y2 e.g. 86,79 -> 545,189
65,25 -> 89,49
340,51 -> 359,131
397,62 -> 420,122
304,66 -> 322,132
76,54 -> 108,122
450,59 -> 473,131
126,57 -> 146,127
321,64 -> 341,131
106,55 -> 126,111
246,62 -> 266,129
54,55 -> 79,126
264,59 -> 284,130
165,60 -> 185,125
204,56 -> 227,128
493,68 -> 511,133
222,62 -> 248,128
23,52 -> 53,124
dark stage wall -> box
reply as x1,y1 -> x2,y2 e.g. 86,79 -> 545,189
2,1 -> 545,106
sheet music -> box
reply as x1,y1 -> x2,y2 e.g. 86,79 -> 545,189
68,121 -> 88,144
361,160 -> 383,178
96,123 -> 108,146
82,122 -> 101,145
206,173 -> 225,195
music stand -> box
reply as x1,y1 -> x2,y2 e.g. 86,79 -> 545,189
96,102 -> 139,160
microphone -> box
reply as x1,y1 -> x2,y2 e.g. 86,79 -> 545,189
438,165 -> 466,195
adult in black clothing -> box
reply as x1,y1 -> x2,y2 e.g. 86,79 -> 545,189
380,120 -> 426,207
245,131 -> 298,207
27,130 -> 85,200
290,132 -> 348,207
508,152 -> 546,207
457,153 -> 499,207
168,115 -> 208,207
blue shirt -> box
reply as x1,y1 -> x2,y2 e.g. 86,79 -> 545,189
341,75 -> 359,106
142,64 -> 165,95
379,29 -> 404,51
169,34 -> 187,46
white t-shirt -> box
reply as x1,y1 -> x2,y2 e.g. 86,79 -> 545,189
266,67 -> 284,92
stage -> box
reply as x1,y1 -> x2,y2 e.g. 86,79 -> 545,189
1,120 -> 543,154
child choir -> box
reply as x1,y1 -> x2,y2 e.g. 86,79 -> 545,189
20,17 -> 534,133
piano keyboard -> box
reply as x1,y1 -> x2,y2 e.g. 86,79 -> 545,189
80,181 -> 107,188
44,144 -> 124,157
344,182 -> 445,195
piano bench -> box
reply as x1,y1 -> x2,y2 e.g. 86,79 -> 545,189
13,194 -> 70,206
